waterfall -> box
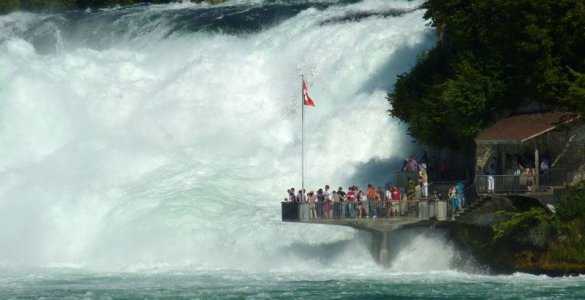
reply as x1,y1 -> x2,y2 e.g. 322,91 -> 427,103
0,0 -> 434,271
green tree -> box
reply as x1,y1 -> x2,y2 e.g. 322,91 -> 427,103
562,69 -> 585,115
556,181 -> 585,223
0,0 -> 20,13
389,0 -> 585,149
20,0 -> 76,10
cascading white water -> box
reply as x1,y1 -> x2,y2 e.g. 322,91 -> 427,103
0,0 -> 439,271
388,229 -> 458,272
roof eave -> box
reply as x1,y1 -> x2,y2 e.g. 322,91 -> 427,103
476,139 -> 522,145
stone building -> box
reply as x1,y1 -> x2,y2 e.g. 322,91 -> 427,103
474,112 -> 584,197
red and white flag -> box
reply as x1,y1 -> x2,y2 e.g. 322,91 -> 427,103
302,79 -> 315,107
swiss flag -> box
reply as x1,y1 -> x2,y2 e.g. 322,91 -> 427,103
302,79 -> 315,107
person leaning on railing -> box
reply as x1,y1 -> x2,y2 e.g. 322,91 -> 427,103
323,188 -> 332,219
377,186 -> 385,216
288,188 -> 296,202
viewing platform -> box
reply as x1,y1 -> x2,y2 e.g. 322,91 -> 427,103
281,201 -> 450,233
280,112 -> 584,266
281,201 -> 452,264
301,217 -> 424,233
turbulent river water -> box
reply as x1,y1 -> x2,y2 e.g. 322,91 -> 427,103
0,0 -> 583,298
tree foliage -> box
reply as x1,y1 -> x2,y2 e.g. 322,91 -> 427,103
555,181 -> 585,223
388,0 -> 585,150
492,181 -> 585,265
492,208 -> 549,241
547,183 -> 585,264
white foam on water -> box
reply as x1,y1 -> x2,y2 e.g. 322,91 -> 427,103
0,0 -> 434,271
389,231 -> 456,272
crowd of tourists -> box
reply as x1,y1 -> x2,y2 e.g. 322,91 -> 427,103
283,184 -> 404,219
478,154 -> 551,193
282,154 -> 472,219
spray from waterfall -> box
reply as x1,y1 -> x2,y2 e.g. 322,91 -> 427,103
0,0 -> 435,271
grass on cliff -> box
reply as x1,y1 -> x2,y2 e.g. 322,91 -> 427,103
493,181 -> 585,266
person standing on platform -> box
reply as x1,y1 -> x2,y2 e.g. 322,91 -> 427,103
298,189 -> 308,220
449,186 -> 459,212
419,167 -> 428,198
323,190 -> 332,219
367,184 -> 378,218
317,189 -> 325,218
346,187 -> 356,218
338,187 -> 347,217
324,185 -> 333,218
325,185 -> 333,202
316,188 -> 324,218
288,188 -> 295,202
332,191 -> 340,218
308,191 -> 317,219
377,186 -> 385,217
487,158 -> 496,193
391,186 -> 401,217
525,167 -> 535,192
385,186 -> 392,217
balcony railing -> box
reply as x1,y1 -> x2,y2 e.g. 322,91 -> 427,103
475,168 -> 569,194
282,200 -> 454,222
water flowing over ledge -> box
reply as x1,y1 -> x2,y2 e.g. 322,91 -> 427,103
0,0 -> 434,271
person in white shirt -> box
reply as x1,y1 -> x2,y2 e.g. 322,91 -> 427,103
419,167 -> 428,198
385,186 -> 392,217
325,185 -> 333,202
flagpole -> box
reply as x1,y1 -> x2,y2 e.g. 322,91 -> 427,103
301,75 -> 305,202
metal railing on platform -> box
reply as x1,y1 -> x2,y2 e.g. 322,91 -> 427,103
475,168 -> 569,194
281,199 -> 458,222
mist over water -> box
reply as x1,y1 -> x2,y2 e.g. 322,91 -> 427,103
0,0 -> 438,271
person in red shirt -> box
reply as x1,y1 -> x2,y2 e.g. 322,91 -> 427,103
367,184 -> 378,218
391,186 -> 401,217
346,187 -> 356,218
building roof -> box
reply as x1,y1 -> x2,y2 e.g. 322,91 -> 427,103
475,112 -> 581,144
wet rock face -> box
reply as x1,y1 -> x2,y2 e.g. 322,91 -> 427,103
446,196 -> 584,276
457,196 -> 518,226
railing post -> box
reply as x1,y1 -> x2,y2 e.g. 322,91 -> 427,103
535,147 -> 540,189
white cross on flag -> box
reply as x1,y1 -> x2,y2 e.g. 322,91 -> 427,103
302,79 -> 315,107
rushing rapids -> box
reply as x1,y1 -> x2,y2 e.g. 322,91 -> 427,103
0,0 -> 441,271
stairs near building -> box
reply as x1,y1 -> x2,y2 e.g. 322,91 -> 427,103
476,144 -> 495,170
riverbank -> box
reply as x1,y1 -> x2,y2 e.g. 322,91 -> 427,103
441,188 -> 585,276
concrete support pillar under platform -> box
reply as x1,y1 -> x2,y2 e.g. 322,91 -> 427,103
292,217 -> 433,267
371,231 -> 391,267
